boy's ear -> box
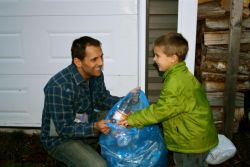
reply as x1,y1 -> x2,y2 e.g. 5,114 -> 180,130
172,54 -> 179,63
73,58 -> 82,67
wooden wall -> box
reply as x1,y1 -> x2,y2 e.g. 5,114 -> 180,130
196,0 -> 250,133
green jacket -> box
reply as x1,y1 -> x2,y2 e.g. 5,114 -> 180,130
128,62 -> 218,153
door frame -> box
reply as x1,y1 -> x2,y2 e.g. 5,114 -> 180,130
178,0 -> 197,74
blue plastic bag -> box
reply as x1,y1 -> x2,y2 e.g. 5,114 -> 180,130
99,90 -> 168,167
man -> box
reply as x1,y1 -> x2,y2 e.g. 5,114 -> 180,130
41,36 -> 121,167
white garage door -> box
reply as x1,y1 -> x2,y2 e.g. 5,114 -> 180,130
0,0 -> 142,127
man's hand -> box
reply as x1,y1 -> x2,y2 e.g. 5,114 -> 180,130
94,119 -> 110,135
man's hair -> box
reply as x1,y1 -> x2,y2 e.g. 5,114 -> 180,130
71,36 -> 102,63
154,32 -> 189,61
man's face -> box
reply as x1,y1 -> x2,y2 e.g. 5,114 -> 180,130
76,45 -> 103,80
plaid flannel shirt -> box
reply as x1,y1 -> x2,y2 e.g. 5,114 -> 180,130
40,64 -> 120,151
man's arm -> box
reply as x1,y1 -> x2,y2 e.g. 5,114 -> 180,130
92,74 -> 120,110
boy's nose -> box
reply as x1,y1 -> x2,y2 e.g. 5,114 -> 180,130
153,56 -> 156,62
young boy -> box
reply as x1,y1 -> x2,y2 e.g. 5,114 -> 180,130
120,32 -> 218,167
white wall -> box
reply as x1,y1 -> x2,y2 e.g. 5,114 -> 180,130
0,0 -> 143,127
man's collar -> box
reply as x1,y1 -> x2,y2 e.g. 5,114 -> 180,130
69,64 -> 88,85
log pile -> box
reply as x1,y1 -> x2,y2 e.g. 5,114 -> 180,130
197,0 -> 250,132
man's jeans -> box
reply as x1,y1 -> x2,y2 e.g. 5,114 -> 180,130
48,139 -> 107,167
173,151 -> 208,167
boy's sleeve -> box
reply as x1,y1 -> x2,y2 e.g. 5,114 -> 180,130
127,83 -> 186,127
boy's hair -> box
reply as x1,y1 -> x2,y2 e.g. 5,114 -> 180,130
71,36 -> 102,63
154,32 -> 189,61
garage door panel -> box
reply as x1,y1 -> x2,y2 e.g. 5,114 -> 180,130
45,15 -> 138,76
104,75 -> 138,96
0,0 -> 140,127
0,33 -> 23,60
0,32 -> 25,74
0,0 -> 137,16
0,75 -> 50,126
0,74 -> 137,126
0,15 -> 137,75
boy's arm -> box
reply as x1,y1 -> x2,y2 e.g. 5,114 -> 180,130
127,86 -> 185,127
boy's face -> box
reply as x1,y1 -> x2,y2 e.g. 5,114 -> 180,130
153,46 -> 178,71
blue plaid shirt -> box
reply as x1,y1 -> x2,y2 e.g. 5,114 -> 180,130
40,64 -> 120,151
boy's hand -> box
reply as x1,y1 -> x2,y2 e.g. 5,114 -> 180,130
118,119 -> 129,127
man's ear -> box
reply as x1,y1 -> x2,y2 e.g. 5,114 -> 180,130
73,58 -> 82,67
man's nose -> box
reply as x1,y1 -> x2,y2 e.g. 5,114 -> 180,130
98,57 -> 103,66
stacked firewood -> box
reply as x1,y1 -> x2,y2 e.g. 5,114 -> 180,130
196,0 -> 250,132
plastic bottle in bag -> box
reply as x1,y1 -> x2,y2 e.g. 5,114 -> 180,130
111,94 -> 132,123
117,131 -> 132,147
